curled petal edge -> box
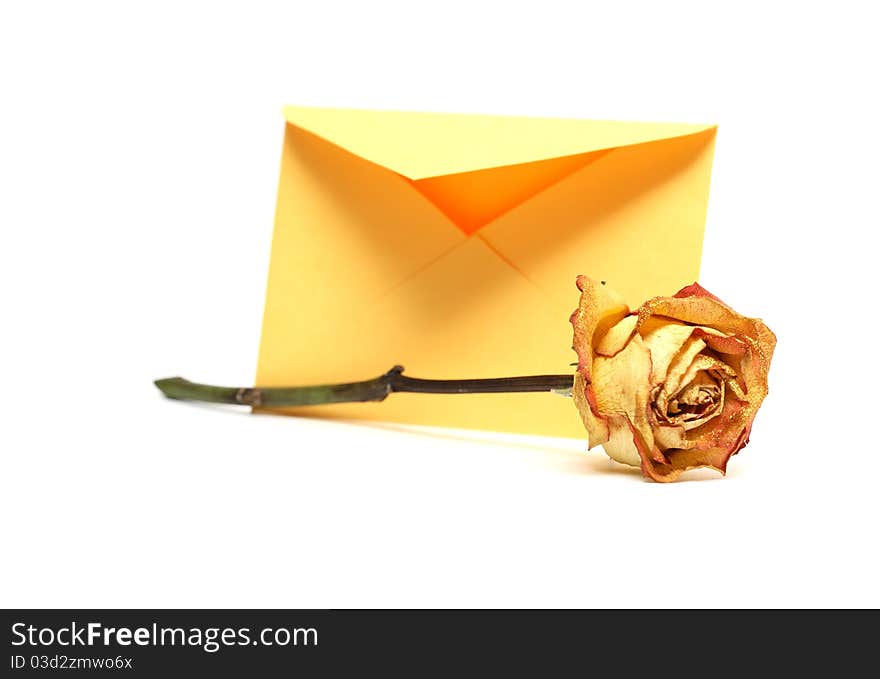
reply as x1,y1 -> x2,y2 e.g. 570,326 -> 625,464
626,416 -> 755,483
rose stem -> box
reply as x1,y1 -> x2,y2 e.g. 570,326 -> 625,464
154,365 -> 575,407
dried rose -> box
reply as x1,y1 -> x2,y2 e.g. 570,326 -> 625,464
570,276 -> 776,482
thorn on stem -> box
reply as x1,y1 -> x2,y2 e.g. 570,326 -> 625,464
235,387 -> 263,407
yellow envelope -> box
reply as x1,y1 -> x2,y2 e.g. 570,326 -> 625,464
256,106 -> 716,437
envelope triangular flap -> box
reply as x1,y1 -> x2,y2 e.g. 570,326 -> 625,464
409,149 -> 612,235
283,105 -> 714,179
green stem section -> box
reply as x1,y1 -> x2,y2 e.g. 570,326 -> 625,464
154,365 -> 575,408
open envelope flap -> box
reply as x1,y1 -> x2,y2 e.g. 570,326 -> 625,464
408,150 -> 613,235
283,105 -> 714,180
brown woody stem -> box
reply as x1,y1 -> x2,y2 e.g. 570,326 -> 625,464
154,365 -> 575,408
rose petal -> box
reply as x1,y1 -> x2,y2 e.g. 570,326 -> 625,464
638,320 -> 698,386
635,433 -> 742,483
659,336 -> 706,404
624,419 -> 673,481
601,419 -> 643,466
570,276 -> 631,447
686,395 -> 749,451
640,293 -> 760,338
595,314 -> 638,357
572,371 -> 608,449
651,416 -> 755,481
570,276 -> 630,368
592,333 -> 655,454
675,354 -> 735,397
675,375 -> 725,431
693,327 -> 748,356
755,320 -> 777,365
654,424 -> 691,450
673,282 -> 727,304
726,376 -> 747,401
647,447 -> 732,482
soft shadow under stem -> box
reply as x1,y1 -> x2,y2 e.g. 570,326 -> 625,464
154,366 -> 575,408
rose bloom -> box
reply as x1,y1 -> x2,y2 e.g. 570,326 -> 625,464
571,276 -> 776,482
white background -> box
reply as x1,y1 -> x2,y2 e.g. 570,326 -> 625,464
2,1 -> 877,608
